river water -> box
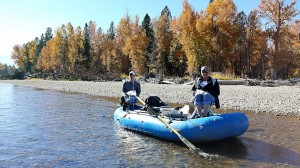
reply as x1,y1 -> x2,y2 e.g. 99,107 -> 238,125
0,83 -> 299,167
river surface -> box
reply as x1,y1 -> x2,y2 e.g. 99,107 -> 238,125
0,83 -> 299,167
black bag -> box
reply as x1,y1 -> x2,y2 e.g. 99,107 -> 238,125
145,96 -> 166,107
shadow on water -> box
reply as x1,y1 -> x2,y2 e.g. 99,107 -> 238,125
197,138 -> 248,159
197,137 -> 300,166
241,137 -> 300,167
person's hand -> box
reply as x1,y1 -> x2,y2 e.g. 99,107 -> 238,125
196,89 -> 205,95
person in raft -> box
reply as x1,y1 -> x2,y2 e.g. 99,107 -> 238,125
190,66 -> 220,118
120,71 -> 141,111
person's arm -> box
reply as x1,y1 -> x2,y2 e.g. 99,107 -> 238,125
135,82 -> 141,96
208,79 -> 220,97
212,80 -> 220,109
191,84 -> 196,91
191,78 -> 198,91
122,82 -> 127,96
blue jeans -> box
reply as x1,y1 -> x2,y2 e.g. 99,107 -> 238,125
194,93 -> 215,106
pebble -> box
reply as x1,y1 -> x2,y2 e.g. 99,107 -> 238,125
1,80 -> 300,117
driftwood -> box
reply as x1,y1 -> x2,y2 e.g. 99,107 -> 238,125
160,80 -> 175,84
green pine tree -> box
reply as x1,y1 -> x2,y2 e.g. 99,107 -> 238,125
142,14 -> 155,72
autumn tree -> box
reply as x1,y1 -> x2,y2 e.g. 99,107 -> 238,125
130,15 -> 148,74
116,12 -> 132,73
122,15 -> 148,74
259,0 -> 299,79
16,40 -> 38,73
31,35 -> 43,72
244,10 -> 267,79
178,0 -> 205,74
205,0 -> 238,72
289,20 -> 300,77
154,6 -> 174,77
37,39 -> 54,72
169,17 -> 188,77
89,21 -> 98,73
29,27 -> 53,72
274,19 -> 300,78
11,44 -> 24,70
106,21 -> 128,74
65,22 -> 80,73
54,25 -> 69,74
101,21 -> 117,73
90,25 -> 105,74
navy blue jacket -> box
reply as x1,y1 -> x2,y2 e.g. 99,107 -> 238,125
122,80 -> 141,96
192,76 -> 220,109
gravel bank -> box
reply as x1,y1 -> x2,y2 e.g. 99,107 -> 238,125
1,80 -> 300,116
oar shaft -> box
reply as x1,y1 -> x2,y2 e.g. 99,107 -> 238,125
156,115 -> 198,151
136,96 -> 200,152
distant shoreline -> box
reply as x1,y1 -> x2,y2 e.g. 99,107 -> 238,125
1,79 -> 300,117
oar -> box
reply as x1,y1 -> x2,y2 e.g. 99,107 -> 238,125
135,96 -> 208,157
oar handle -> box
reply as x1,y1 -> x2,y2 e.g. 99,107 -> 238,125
135,96 -> 145,105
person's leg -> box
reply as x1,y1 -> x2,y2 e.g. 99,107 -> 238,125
120,96 -> 125,106
202,105 -> 209,117
189,110 -> 197,119
127,96 -> 136,110
196,105 -> 202,117
190,93 -> 205,118
189,105 -> 202,118
121,96 -> 128,111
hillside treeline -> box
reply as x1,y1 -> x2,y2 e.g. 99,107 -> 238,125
11,0 -> 300,80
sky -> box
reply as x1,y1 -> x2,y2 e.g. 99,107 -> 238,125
0,0 -> 298,66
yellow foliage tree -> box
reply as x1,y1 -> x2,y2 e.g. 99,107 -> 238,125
154,8 -> 173,76
177,0 -> 200,74
122,15 -> 148,74
116,12 -> 133,73
11,44 -> 24,70
204,0 -> 238,71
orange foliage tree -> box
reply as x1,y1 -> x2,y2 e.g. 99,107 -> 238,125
154,6 -> 174,76
177,0 -> 204,74
11,44 -> 24,70
205,0 -> 238,72
122,15 -> 148,75
259,0 -> 299,79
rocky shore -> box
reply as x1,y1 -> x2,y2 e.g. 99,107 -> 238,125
1,79 -> 300,116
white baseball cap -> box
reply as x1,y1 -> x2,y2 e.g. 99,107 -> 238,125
129,71 -> 135,76
201,66 -> 209,73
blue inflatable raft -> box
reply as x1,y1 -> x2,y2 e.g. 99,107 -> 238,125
114,105 -> 249,143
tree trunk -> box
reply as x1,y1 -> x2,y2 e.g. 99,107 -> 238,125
246,39 -> 251,78
272,30 -> 279,80
261,53 -> 265,80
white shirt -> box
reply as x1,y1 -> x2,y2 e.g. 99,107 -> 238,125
200,81 -> 208,88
